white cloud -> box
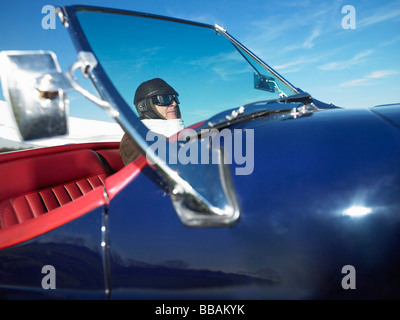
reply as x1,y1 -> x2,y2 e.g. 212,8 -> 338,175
273,50 -> 338,73
245,3 -> 329,49
358,7 -> 400,28
280,26 -> 323,53
274,57 -> 316,73
368,70 -> 398,78
379,35 -> 400,47
319,50 -> 373,71
302,27 -> 322,49
339,70 -> 398,87
273,59 -> 304,71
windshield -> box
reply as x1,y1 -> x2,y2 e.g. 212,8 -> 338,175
75,9 -> 298,126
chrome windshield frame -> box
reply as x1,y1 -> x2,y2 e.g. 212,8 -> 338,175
60,5 -> 242,227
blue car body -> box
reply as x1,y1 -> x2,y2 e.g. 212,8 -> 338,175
0,6 -> 399,300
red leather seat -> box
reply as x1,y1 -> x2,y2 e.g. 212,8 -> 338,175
0,149 -> 109,229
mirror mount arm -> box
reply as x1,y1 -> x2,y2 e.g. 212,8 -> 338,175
65,52 -> 112,111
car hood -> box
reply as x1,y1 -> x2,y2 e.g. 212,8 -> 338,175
228,106 -> 400,220
369,103 -> 400,129
208,106 -> 400,299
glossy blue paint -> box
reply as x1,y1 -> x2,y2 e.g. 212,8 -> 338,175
0,206 -> 108,299
1,107 -> 399,299
1,5 -> 399,300
106,107 -> 400,299
370,103 -> 400,129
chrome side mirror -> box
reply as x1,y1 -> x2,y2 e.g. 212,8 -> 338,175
0,50 -> 110,141
0,51 -> 72,140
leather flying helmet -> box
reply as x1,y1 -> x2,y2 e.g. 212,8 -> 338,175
133,78 -> 181,119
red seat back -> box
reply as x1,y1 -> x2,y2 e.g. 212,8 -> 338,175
0,149 -> 109,229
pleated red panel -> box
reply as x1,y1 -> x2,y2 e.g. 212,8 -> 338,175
25,193 -> 47,218
0,174 -> 107,230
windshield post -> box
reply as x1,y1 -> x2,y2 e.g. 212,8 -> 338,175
214,24 -> 299,95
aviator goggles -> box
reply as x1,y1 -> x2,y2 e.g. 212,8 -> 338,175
150,94 -> 180,106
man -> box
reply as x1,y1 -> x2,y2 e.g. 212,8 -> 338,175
119,78 -> 184,165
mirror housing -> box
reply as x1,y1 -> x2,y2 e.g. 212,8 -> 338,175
0,51 -> 71,140
254,73 -> 276,93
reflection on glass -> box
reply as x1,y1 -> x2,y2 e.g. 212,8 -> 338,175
76,10 -> 297,126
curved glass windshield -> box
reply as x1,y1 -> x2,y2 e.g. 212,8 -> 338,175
75,9 -> 297,126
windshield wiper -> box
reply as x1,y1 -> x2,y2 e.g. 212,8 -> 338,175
209,108 -> 271,131
278,92 -> 312,105
203,92 -> 312,129
202,103 -> 313,135
196,103 -> 300,134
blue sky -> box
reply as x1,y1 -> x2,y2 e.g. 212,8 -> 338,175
0,0 -> 399,123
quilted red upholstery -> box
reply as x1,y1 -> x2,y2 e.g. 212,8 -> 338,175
0,174 -> 107,229
0,149 -> 109,230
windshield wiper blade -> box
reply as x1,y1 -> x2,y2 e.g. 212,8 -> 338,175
278,92 -> 312,105
210,108 -> 271,130
194,93 -> 314,134
203,103 -> 298,131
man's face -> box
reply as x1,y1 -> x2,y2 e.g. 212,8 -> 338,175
154,100 -> 178,119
